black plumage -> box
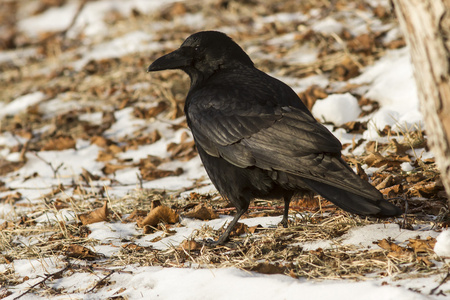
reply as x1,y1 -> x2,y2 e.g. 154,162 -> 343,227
147,31 -> 402,245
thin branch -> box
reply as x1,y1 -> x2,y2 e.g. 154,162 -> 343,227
13,263 -> 71,300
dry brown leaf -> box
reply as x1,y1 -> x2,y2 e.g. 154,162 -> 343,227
0,159 -> 26,176
54,199 -> 70,210
151,199 -> 162,210
166,140 -> 197,161
80,168 -> 100,183
184,203 -> 219,220
96,150 -> 115,162
65,244 -> 100,260
377,239 -> 405,252
122,243 -> 147,252
364,152 -> 386,167
330,56 -> 360,81
407,181 -> 439,198
379,184 -> 401,197
340,121 -> 368,134
416,256 -> 435,267
389,139 -> 410,156
298,85 -> 328,110
347,33 -> 375,54
248,224 -> 263,234
377,239 -> 414,260
108,144 -> 123,154
42,135 -> 76,151
1,191 -> 22,204
124,209 -> 149,223
179,239 -> 203,251
140,167 -> 183,180
376,175 -> 394,190
134,101 -> 168,119
128,131 -> 161,148
78,201 -> 109,225
102,163 -> 131,175
138,205 -> 179,228
248,262 -> 286,275
90,135 -> 110,148
230,222 -> 248,237
408,237 -> 436,253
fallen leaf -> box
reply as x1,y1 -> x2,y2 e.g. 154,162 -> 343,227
140,167 -> 183,180
248,224 -> 263,234
408,237 -> 436,253
179,239 -> 203,251
184,203 -> 219,220
330,56 -> 360,81
230,222 -> 248,236
0,159 -> 26,176
347,33 -> 375,54
416,256 -> 435,267
1,192 -> 22,204
80,168 -> 100,183
42,135 -> 76,151
124,209 -> 149,223
379,184 -> 401,197
78,201 -> 109,225
298,85 -> 328,110
138,205 -> 179,228
166,140 -> 197,161
122,243 -> 147,252
376,239 -> 414,260
248,262 -> 286,275
96,150 -> 114,161
102,163 -> 131,175
65,244 -> 100,260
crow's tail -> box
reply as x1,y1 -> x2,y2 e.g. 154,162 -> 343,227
301,178 -> 402,217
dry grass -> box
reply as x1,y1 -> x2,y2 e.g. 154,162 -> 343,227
0,0 -> 449,298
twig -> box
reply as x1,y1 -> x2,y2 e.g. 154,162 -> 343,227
32,152 -> 64,178
136,172 -> 144,189
430,269 -> 450,295
13,263 -> 71,300
36,0 -> 88,44
86,270 -> 115,293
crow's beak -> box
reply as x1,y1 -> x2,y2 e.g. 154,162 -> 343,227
147,48 -> 192,72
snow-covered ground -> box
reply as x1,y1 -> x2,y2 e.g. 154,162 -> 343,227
0,0 -> 448,299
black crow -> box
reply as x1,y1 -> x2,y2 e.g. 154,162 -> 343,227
147,31 -> 402,245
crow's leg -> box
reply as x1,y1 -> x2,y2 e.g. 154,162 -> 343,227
280,194 -> 292,228
207,206 -> 246,245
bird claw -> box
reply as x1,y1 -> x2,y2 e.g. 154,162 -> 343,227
200,238 -> 221,247
198,238 -> 242,249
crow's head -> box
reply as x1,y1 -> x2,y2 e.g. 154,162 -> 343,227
147,31 -> 253,86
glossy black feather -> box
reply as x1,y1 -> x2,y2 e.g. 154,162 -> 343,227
148,31 -> 402,244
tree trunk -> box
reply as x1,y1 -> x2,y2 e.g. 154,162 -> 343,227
393,0 -> 450,204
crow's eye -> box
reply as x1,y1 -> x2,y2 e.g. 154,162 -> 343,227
194,45 -> 200,51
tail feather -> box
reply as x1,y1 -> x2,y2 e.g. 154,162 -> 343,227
301,178 -> 402,217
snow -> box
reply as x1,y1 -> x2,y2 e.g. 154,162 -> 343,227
401,162 -> 414,172
311,93 -> 361,126
301,223 -> 439,251
4,262 -> 439,300
434,229 -> 450,257
0,92 -> 46,119
311,17 -> 344,35
73,31 -> 164,70
18,0 -> 183,38
1,0 -> 448,299
260,12 -> 308,24
109,267 -> 427,300
351,48 -> 422,137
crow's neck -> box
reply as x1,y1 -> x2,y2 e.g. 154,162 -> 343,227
184,67 -> 217,91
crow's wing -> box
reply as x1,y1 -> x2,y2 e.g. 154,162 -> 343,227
187,92 -> 381,200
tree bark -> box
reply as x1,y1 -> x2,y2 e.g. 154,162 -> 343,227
393,0 -> 450,204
